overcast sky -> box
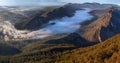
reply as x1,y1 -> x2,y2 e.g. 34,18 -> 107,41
0,0 -> 119,6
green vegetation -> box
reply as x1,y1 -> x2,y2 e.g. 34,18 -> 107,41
0,34 -> 120,63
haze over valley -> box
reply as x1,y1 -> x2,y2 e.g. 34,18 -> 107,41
0,0 -> 120,63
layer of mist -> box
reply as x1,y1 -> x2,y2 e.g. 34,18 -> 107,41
0,9 -> 93,41
31,9 -> 93,39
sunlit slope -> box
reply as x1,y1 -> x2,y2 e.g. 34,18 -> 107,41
54,34 -> 120,63
7,34 -> 120,63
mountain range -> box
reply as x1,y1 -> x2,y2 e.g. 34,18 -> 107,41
0,3 -> 120,63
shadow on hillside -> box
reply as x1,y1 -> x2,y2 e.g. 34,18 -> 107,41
0,44 -> 21,56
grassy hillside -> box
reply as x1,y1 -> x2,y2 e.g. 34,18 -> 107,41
54,34 -> 120,63
0,34 -> 118,63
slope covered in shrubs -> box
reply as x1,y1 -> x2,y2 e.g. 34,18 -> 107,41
54,34 -> 120,63
2,34 -> 119,63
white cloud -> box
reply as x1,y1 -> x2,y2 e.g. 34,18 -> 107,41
60,0 -> 120,5
0,0 -> 119,6
0,0 -> 62,6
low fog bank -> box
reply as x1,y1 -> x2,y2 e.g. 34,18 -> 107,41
0,0 -> 64,6
34,9 -> 93,38
0,0 -> 119,6
0,9 -> 93,41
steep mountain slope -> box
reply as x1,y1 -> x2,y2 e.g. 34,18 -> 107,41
79,9 -> 120,42
4,34 -> 120,63
0,44 -> 21,56
53,34 -> 120,63
100,10 -> 120,41
79,10 -> 112,42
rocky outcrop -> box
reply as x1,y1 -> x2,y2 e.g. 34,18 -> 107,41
100,10 -> 120,41
79,11 -> 112,42
78,9 -> 120,42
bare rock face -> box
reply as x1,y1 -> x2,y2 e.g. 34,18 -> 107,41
79,12 -> 112,42
78,8 -> 120,42
100,10 -> 120,41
